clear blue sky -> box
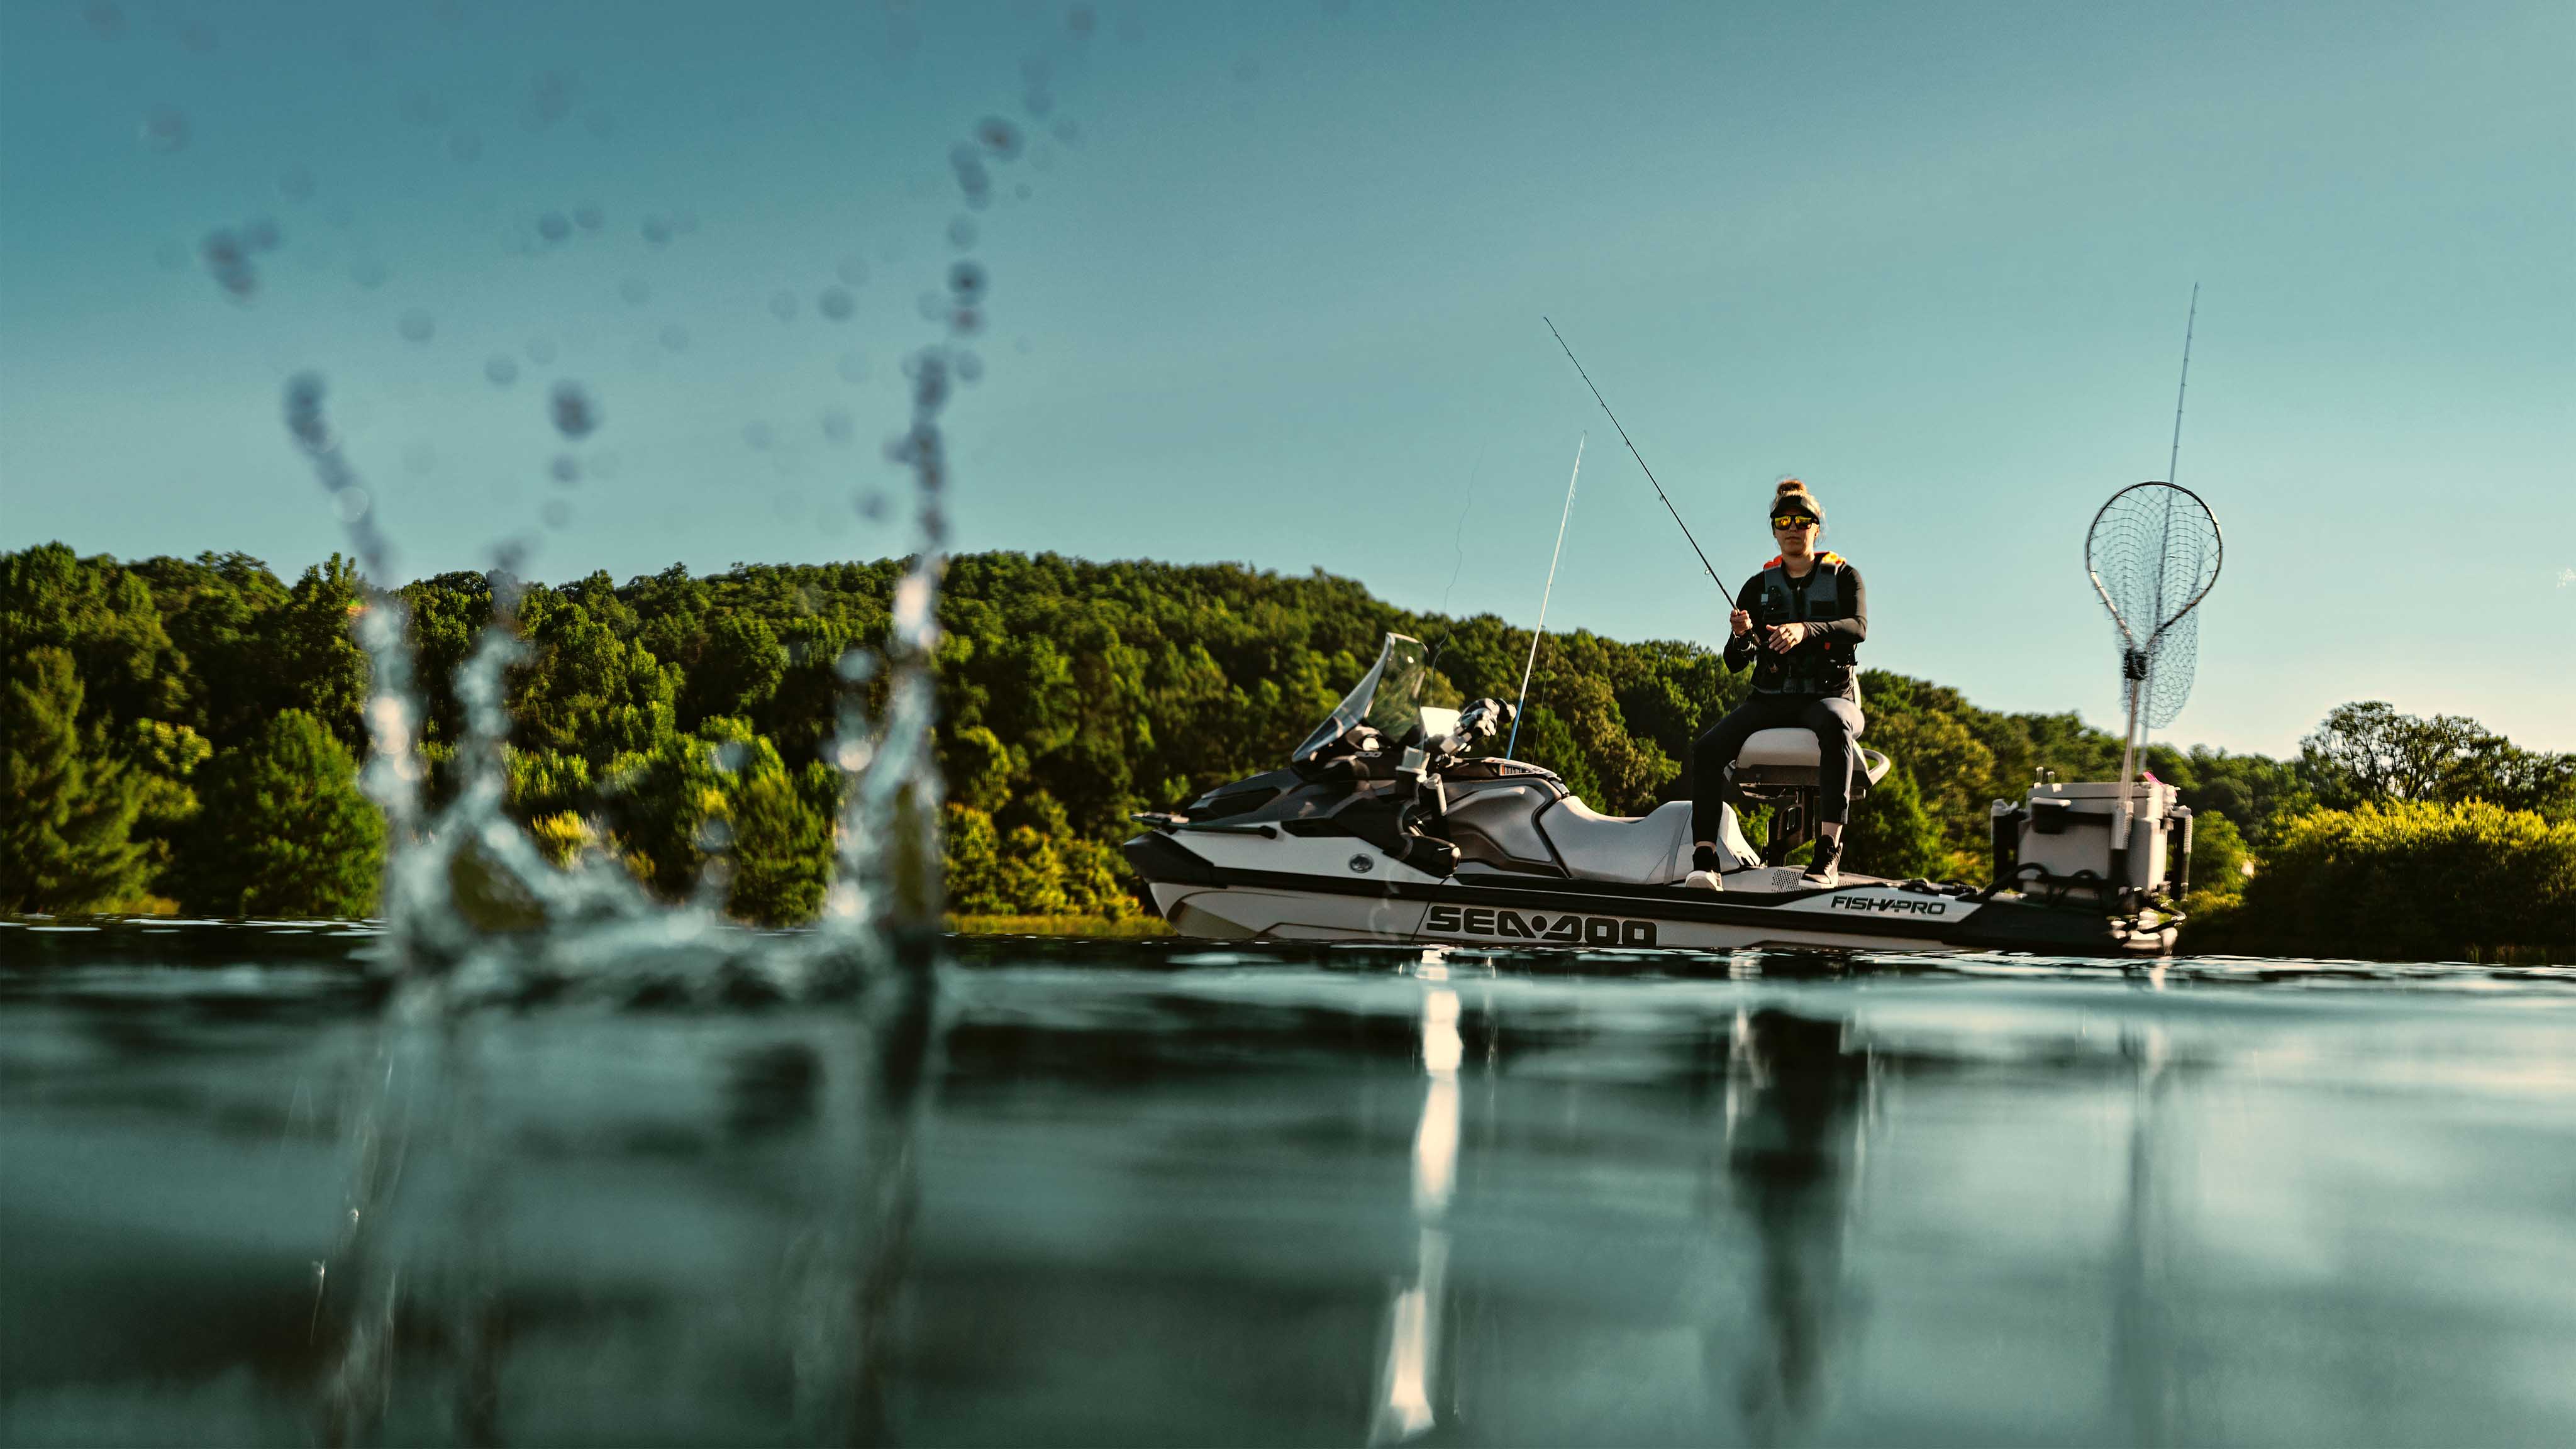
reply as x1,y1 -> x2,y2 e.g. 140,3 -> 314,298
3,1 -> 2569,755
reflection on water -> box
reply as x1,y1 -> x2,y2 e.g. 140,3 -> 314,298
5,928 -> 2576,1446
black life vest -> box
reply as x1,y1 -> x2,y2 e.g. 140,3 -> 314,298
1751,553 -> 1858,697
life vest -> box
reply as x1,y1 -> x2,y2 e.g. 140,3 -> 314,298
1751,552 -> 1858,696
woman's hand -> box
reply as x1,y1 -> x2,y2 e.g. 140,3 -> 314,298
1765,621 -> 1810,651
1729,608 -> 1753,638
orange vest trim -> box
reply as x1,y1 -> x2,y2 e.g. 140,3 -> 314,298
1757,552 -> 1846,569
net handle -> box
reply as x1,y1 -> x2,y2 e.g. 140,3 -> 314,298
2084,480 -> 2225,791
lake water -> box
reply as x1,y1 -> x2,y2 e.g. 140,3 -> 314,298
5,923 -> 2573,1446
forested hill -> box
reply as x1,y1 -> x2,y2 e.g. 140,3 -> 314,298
6,543 -> 2570,941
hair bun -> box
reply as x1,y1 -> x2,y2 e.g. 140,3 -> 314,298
1774,479 -> 1806,496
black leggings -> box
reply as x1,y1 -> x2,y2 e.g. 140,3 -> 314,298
1691,694 -> 1866,843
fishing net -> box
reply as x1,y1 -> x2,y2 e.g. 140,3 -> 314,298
2085,482 -> 2222,730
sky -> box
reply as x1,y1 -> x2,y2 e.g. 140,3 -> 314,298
3,0 -> 2570,757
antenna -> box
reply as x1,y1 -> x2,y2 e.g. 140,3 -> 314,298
1506,434 -> 1584,759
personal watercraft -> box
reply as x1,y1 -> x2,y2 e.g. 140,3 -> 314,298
1123,635 -> 2192,955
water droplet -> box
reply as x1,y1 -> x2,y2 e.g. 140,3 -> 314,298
835,352 -> 868,384
658,323 -> 690,352
243,218 -> 281,252
527,338 -> 558,364
696,817 -> 736,849
640,215 -> 671,247
550,454 -> 581,485
816,286 -> 855,321
84,2 -> 121,36
947,216 -> 979,250
743,421 -> 774,451
574,203 -> 602,231
955,350 -> 984,382
857,491 -> 889,521
541,499 -> 573,530
835,647 -> 878,682
202,230 -> 255,298
1014,182 -> 1032,202
977,117 -> 1023,160
947,260 -> 988,303
398,309 -> 435,343
618,277 -> 650,306
140,106 -> 189,153
448,131 -> 483,162
278,167 -> 314,201
536,211 -> 570,243
530,70 -> 573,126
821,409 -> 853,443
1068,5 -> 1096,38
949,307 -> 983,336
769,289 -> 798,321
335,487 -> 371,523
352,258 -> 388,289
485,355 -> 520,386
550,382 -> 599,439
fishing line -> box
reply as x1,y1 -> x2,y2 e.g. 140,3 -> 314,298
1422,440 -> 1490,684
1543,316 -> 1725,594
1507,433 -> 1584,760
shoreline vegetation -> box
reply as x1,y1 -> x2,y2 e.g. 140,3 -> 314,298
6,544 -> 2570,962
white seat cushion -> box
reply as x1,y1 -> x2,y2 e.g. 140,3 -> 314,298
1537,797 -> 1694,884
1739,726 -> 1824,767
1734,728 -> 1893,786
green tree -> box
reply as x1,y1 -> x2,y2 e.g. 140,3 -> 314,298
1841,763 -> 1947,882
2187,811 -> 2249,896
0,648 -> 149,913
179,709 -> 384,917
726,763 -> 835,926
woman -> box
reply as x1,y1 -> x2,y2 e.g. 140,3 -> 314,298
1686,479 -> 1867,888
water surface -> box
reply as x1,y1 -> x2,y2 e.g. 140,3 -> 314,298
5,924 -> 2573,1446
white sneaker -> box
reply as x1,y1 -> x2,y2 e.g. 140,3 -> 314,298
1682,870 -> 1724,891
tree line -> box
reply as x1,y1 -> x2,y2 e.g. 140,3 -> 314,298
5,543 -> 2569,956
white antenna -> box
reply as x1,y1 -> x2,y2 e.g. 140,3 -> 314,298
1506,433 -> 1584,759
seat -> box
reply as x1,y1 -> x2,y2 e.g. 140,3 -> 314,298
1538,797 -> 1690,883
1725,728 -> 1896,869
1729,728 -> 1892,788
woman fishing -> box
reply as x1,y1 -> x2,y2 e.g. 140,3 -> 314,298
1686,479 -> 1867,889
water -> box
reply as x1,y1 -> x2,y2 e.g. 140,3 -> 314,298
7,926 -> 2573,1446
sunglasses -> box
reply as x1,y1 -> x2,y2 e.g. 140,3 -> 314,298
1770,514 -> 1818,530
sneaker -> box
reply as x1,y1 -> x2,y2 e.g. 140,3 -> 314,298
1802,836 -> 1843,889
1682,869 -> 1725,891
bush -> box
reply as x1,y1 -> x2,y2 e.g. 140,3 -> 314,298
2199,801 -> 2576,962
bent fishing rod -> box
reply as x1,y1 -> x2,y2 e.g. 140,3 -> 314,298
1543,316 -> 1727,595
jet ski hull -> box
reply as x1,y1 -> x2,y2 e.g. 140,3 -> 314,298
1126,831 -> 2174,957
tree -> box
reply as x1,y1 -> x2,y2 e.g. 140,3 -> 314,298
726,763 -> 835,926
179,709 -> 384,917
0,648 -> 149,913
1840,763 -> 1947,882
2301,702 -> 2576,819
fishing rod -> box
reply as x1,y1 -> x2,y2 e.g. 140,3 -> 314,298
1506,433 -> 1584,760
1543,316 -> 1726,594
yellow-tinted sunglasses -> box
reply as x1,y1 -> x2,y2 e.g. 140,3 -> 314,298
1770,513 -> 1818,530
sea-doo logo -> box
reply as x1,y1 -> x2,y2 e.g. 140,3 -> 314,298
1828,895 -> 1948,916
1424,904 -> 1656,947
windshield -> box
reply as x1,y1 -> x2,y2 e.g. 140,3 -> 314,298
1291,634 -> 1428,763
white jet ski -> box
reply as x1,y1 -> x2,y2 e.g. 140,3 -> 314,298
1123,635 -> 2193,955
